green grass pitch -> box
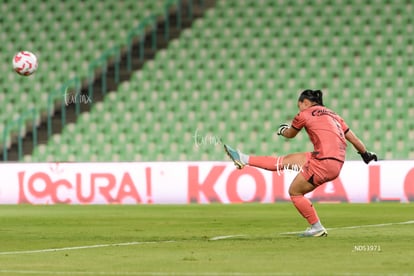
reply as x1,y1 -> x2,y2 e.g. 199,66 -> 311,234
0,203 -> 413,275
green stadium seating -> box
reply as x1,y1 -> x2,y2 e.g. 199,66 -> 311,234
25,0 -> 414,162
1,0 -> 167,148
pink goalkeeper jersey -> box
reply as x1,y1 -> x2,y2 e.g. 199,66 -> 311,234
291,105 -> 349,162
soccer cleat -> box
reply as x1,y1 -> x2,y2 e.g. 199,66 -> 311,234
300,227 -> 328,237
224,144 -> 245,169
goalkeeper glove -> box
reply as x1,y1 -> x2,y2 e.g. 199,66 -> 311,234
358,151 -> 378,164
277,123 -> 290,136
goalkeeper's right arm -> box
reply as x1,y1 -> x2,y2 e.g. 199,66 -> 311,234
277,123 -> 299,138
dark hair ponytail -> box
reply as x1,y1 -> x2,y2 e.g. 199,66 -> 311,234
298,89 -> 324,106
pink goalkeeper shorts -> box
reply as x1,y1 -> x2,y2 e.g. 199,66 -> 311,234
300,153 -> 344,186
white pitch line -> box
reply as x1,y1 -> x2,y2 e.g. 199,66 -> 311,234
0,240 -> 175,256
279,220 -> 414,235
0,235 -> 248,256
2,220 -> 413,255
209,235 -> 247,241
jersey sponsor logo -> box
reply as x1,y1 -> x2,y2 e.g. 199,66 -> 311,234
311,108 -> 337,117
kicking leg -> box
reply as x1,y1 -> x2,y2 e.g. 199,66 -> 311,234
248,152 -> 308,171
224,144 -> 309,171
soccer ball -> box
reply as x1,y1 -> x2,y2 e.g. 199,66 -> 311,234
12,51 -> 38,76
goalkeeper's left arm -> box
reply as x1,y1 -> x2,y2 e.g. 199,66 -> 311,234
345,129 -> 378,164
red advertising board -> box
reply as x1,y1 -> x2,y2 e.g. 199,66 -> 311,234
0,161 -> 412,204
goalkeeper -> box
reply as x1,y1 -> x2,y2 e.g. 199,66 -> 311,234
224,89 -> 377,237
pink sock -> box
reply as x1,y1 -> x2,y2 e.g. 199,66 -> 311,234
248,156 -> 284,171
290,195 -> 319,225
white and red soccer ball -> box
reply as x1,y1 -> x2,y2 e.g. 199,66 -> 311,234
12,51 -> 38,76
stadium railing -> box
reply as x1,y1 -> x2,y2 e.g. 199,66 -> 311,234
2,108 -> 38,161
47,77 -> 82,137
